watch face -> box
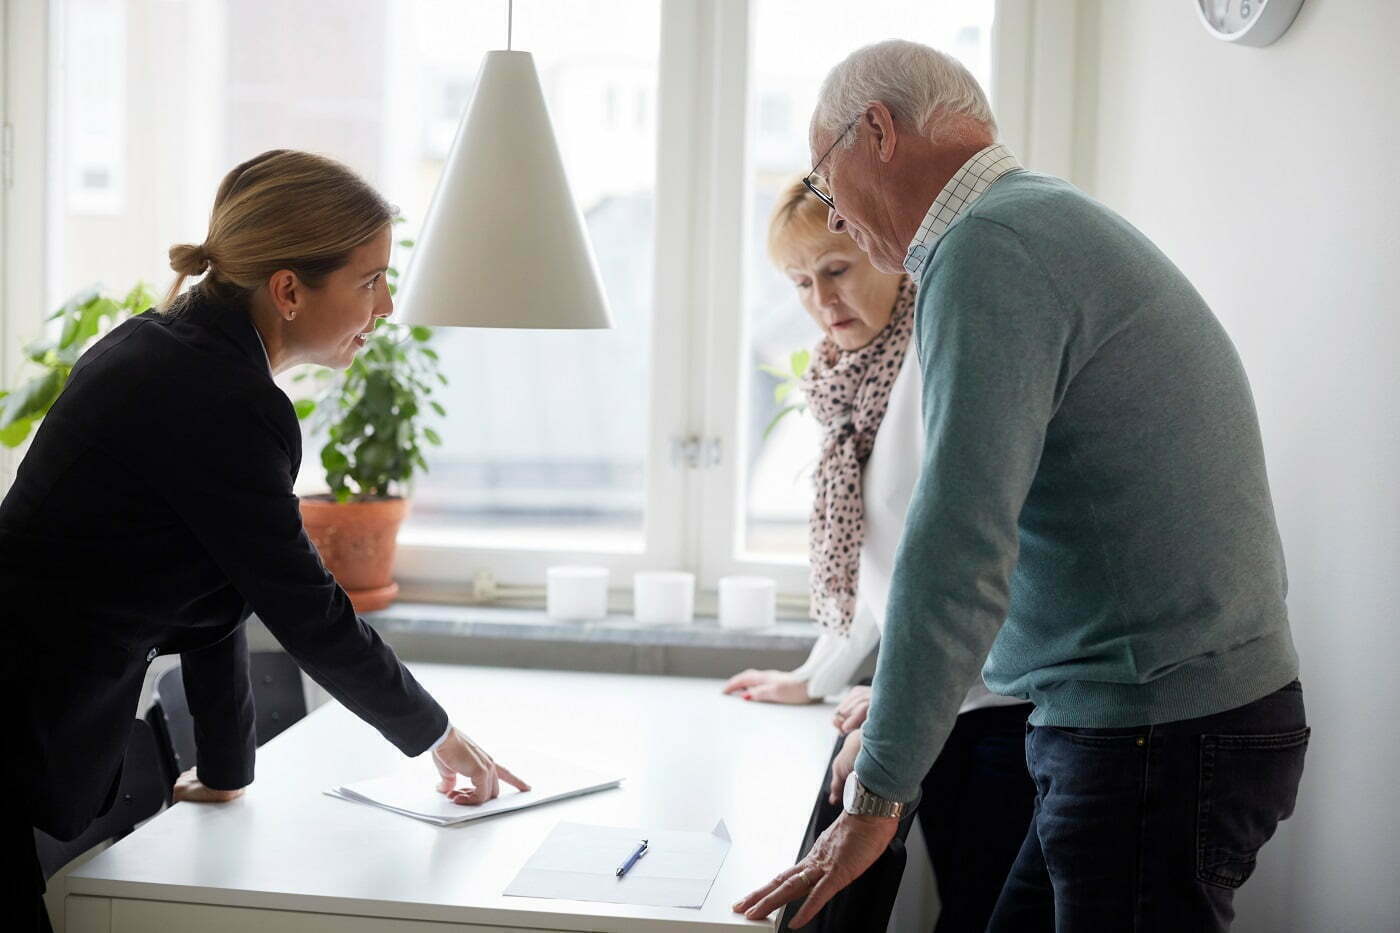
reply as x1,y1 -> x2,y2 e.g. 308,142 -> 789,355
842,772 -> 857,812
1199,0 -> 1263,37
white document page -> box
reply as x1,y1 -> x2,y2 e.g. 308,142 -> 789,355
504,820 -> 732,909
324,749 -> 623,826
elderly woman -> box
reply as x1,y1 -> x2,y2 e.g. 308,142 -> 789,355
722,178 -> 1034,933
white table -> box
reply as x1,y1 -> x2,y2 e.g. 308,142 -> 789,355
66,665 -> 841,932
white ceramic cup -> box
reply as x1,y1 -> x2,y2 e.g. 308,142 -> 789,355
545,565 -> 609,621
633,571 -> 696,626
718,575 -> 776,630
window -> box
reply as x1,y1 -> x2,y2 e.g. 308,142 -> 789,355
27,0 -> 1008,605
387,1 -> 661,555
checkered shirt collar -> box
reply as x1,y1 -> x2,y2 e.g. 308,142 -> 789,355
902,144 -> 1023,277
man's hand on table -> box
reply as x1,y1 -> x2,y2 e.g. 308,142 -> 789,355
432,726 -> 530,804
172,767 -> 245,803
734,808 -> 898,927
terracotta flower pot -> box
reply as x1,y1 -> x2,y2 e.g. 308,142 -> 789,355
298,495 -> 409,613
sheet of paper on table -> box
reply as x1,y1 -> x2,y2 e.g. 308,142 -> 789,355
324,748 -> 623,826
504,819 -> 732,909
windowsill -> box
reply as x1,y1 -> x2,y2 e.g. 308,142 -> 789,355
247,602 -> 838,681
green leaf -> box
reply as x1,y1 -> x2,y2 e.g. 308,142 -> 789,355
423,427 -> 441,446
49,286 -> 100,321
790,348 -> 811,377
321,447 -> 349,474
775,382 -> 793,404
121,281 -> 158,312
410,326 -> 432,342
23,336 -> 57,364
429,401 -> 446,417
293,399 -> 316,420
0,415 -> 34,448
59,296 -> 120,349
758,363 -> 789,379
397,238 -> 415,248
0,369 -> 64,429
762,405 -> 799,441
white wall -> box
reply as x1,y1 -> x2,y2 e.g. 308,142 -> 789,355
1071,2 -> 1400,930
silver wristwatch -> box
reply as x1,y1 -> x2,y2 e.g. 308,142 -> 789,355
842,772 -> 907,820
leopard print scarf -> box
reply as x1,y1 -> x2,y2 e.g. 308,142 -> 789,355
802,276 -> 916,634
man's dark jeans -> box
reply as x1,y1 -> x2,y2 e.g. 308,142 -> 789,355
987,680 -> 1309,932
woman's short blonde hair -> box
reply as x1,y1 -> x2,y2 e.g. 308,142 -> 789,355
163,149 -> 395,312
766,174 -> 846,268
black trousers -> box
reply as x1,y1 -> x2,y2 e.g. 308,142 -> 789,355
781,703 -> 1036,933
1,799 -> 52,933
1,650 -> 52,933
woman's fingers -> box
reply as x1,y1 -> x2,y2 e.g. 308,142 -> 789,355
721,669 -> 766,694
497,763 -> 531,793
449,775 -> 490,805
836,688 -> 870,718
746,683 -> 781,703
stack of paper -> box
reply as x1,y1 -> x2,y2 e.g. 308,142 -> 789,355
325,749 -> 623,826
505,820 -> 732,908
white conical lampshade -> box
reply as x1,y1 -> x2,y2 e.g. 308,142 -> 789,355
396,50 -> 613,330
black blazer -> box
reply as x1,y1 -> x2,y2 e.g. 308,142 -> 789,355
0,290 -> 446,839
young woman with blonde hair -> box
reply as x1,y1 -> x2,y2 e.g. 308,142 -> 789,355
722,177 -> 1035,932
0,150 -> 525,931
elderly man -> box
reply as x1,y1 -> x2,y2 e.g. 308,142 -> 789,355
735,40 -> 1308,932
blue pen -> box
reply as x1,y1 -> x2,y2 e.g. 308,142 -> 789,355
616,839 -> 649,878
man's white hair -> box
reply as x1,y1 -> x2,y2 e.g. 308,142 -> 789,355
811,39 -> 997,148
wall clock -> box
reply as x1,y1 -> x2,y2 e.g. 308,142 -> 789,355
1196,0 -> 1306,46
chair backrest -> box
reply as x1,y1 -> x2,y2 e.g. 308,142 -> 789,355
249,650 -> 308,745
145,651 -> 309,785
33,718 -> 168,880
148,664 -> 197,782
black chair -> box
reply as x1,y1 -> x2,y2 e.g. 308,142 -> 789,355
146,651 -> 308,787
33,718 -> 168,881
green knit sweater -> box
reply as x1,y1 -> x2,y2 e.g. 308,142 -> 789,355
855,172 -> 1299,803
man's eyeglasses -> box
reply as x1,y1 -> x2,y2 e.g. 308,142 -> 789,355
803,114 -> 861,211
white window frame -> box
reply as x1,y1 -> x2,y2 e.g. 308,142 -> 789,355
1,0 -> 59,490
5,0 -> 1061,612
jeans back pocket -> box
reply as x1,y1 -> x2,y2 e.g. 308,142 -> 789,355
1197,726 -> 1311,888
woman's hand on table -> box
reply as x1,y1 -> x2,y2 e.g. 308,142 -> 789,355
721,669 -> 812,705
833,685 -> 871,733
172,767 -> 245,803
828,728 -> 862,805
432,727 -> 530,805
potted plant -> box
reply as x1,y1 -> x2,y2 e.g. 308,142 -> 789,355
760,347 -> 811,439
293,233 -> 447,613
0,265 -> 445,616
0,283 -> 160,448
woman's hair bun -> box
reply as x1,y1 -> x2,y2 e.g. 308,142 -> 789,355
169,243 -> 210,277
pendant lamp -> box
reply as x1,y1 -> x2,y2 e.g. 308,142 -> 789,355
395,1 -> 613,330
